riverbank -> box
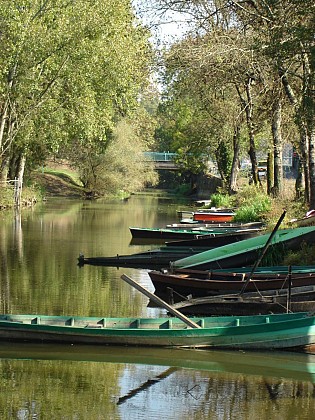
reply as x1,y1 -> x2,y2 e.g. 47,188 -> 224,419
0,164 -> 84,209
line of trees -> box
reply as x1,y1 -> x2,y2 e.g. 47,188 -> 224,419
148,0 -> 314,206
0,0 -> 158,197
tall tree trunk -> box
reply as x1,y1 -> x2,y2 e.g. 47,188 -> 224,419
15,154 -> 26,207
279,65 -> 311,203
295,156 -> 304,199
245,80 -> 260,186
300,127 -> 310,203
0,104 -> 8,154
236,80 -> 259,186
308,127 -> 315,209
271,98 -> 282,196
229,125 -> 241,193
0,154 -> 10,182
267,152 -> 274,195
0,119 -> 16,182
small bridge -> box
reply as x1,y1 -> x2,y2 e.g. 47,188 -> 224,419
143,152 -> 179,170
143,152 -> 218,173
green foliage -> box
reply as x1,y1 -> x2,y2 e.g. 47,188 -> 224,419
173,183 -> 191,196
215,140 -> 233,184
231,185 -> 272,222
0,184 -> 41,208
0,186 -> 13,207
233,205 -> 265,222
260,243 -> 288,266
155,97 -> 214,175
70,117 -> 158,195
0,0 -> 153,184
207,193 -> 233,208
282,243 -> 315,266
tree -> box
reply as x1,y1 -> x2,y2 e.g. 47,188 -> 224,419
148,1 -> 315,203
0,0 -> 153,197
69,115 -> 158,196
229,0 -> 315,205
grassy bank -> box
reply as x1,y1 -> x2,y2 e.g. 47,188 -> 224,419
0,161 -> 84,209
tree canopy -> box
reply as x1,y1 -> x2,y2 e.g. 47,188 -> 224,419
0,0 -> 155,195
151,0 -> 315,204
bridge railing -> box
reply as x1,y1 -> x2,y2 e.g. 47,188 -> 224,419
143,152 -> 177,162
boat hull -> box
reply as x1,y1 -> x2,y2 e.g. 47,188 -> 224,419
0,313 -> 315,350
172,297 -> 315,316
193,212 -> 235,223
77,247 -> 210,269
165,231 -> 261,247
148,270 -> 315,299
173,227 -> 315,270
129,226 -> 262,240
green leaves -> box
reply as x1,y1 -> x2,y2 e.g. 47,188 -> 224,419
0,0 -> 153,185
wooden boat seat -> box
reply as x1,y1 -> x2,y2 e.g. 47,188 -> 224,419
85,324 -> 103,328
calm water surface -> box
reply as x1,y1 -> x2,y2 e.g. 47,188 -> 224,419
0,193 -> 314,419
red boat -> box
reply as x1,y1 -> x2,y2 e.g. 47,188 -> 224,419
193,210 -> 235,223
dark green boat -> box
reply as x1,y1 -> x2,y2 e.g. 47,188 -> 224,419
172,226 -> 315,270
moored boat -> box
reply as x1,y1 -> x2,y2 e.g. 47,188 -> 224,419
172,226 -> 315,270
165,230 -> 261,248
78,246 -> 210,269
177,208 -> 236,223
0,312 -> 315,350
171,285 -> 315,316
290,210 -> 315,227
148,269 -> 315,300
129,225 -> 262,241
193,210 -> 235,223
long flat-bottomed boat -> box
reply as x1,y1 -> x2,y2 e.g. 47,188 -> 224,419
172,226 -> 315,270
0,312 -> 315,350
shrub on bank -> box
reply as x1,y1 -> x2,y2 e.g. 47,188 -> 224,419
206,192 -> 234,209
0,187 -> 13,208
0,185 -> 40,209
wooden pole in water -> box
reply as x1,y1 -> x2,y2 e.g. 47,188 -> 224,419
121,274 -> 201,329
239,209 -> 286,295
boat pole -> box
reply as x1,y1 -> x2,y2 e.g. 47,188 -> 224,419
239,210 -> 286,295
121,274 -> 201,329
287,265 -> 292,313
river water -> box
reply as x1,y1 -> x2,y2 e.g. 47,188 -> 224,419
0,193 -> 314,419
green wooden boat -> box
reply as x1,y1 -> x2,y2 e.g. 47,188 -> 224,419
0,312 -> 315,350
78,246 -> 211,269
212,265 -> 315,274
172,226 -> 315,270
129,226 -> 262,240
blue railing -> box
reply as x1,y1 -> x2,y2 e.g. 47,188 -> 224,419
143,152 -> 177,162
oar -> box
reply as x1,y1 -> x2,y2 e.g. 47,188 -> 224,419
121,274 -> 201,329
239,210 -> 286,295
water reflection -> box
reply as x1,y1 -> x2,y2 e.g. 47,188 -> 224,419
0,342 -> 314,419
1,194 -> 315,418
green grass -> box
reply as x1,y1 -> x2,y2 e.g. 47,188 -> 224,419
0,186 -> 14,207
41,167 -> 82,186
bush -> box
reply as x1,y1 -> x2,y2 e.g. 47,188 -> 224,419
233,205 -> 262,222
207,193 -> 233,208
232,186 -> 271,223
174,183 -> 191,196
281,243 -> 315,266
0,186 -> 14,207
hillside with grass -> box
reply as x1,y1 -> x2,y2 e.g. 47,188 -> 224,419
31,161 -> 84,198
